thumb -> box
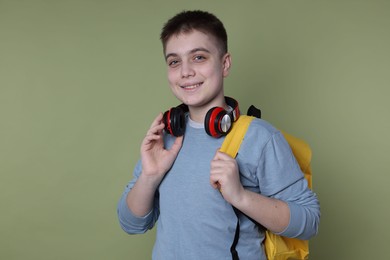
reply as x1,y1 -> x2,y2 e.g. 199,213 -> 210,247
170,136 -> 183,155
213,150 -> 232,161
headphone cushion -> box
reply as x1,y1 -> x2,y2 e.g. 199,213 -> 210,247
205,107 -> 226,138
164,107 -> 186,137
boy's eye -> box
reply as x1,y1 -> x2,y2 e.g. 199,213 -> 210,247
168,60 -> 180,67
194,55 -> 206,61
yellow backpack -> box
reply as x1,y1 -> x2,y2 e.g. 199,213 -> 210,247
220,109 -> 312,260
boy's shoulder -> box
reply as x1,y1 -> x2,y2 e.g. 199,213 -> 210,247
246,116 -> 280,138
236,116 -> 286,154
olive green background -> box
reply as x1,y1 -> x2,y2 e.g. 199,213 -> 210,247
1,0 -> 389,259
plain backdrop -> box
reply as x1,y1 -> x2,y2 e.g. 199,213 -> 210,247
1,0 -> 389,259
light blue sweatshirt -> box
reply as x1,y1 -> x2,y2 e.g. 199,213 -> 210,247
117,116 -> 320,260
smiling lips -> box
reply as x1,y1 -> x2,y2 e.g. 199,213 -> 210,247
181,83 -> 203,89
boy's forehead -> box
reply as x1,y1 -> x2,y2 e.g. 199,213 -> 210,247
164,30 -> 220,55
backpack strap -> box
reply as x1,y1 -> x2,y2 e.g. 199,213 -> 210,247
220,115 -> 255,260
220,115 -> 254,158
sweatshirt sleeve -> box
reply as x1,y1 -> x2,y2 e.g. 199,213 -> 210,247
272,178 -> 320,239
258,131 -> 320,239
238,120 -> 320,240
117,160 -> 159,234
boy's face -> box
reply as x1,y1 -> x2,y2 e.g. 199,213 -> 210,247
164,30 -> 231,111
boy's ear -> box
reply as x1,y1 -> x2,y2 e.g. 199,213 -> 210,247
222,53 -> 232,77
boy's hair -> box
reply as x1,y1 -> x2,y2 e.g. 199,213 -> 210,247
160,10 -> 228,55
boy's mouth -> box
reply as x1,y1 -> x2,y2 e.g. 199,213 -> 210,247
180,83 -> 203,89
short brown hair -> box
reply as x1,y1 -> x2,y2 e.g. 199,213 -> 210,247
160,10 -> 228,55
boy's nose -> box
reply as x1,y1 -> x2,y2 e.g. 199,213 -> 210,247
181,63 -> 195,78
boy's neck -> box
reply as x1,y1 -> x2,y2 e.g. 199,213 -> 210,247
188,107 -> 208,123
187,98 -> 229,123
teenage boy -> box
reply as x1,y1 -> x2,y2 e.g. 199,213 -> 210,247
118,10 -> 320,260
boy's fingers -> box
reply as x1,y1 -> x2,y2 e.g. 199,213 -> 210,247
150,112 -> 164,128
213,150 -> 233,161
170,136 -> 183,154
147,123 -> 164,136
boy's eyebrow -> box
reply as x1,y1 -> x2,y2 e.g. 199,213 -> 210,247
165,47 -> 211,61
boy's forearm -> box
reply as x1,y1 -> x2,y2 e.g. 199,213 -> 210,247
126,172 -> 160,217
232,189 -> 290,233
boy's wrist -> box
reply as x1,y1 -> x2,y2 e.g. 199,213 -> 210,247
139,171 -> 164,190
227,186 -> 247,208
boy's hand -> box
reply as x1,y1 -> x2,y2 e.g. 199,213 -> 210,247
210,151 -> 244,205
140,113 -> 183,184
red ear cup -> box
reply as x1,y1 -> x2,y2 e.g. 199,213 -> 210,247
163,107 -> 186,137
204,107 -> 232,138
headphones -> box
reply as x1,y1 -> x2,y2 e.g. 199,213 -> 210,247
163,96 -> 240,138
